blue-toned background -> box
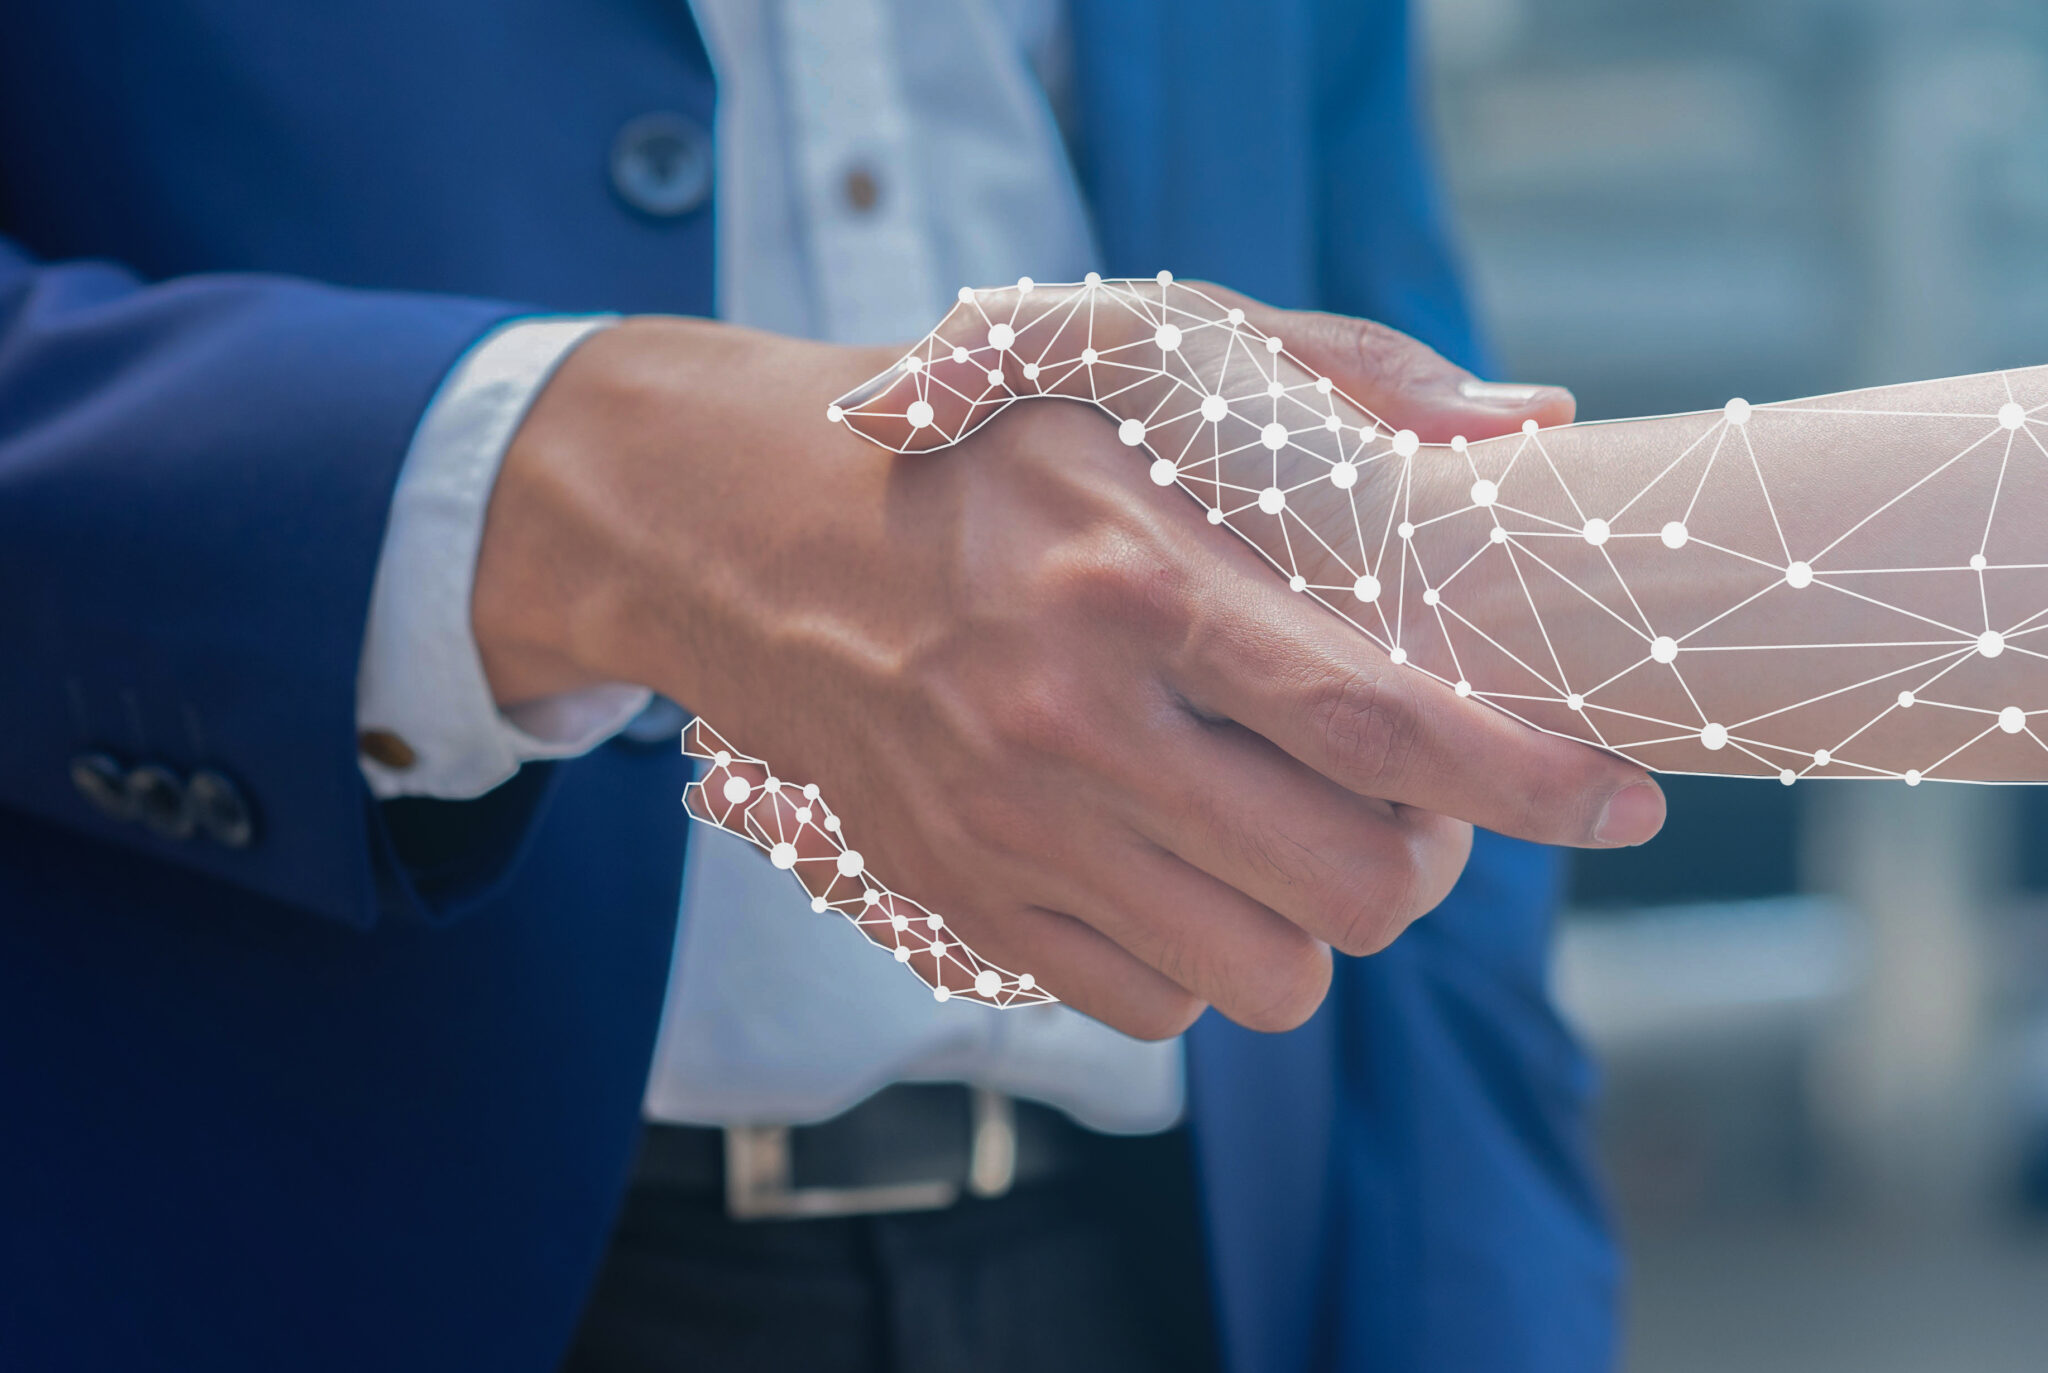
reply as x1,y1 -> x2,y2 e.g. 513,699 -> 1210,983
1425,0 -> 2048,1367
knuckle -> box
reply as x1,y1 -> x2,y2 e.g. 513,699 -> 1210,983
1043,530 -> 1192,638
1322,846 -> 1425,957
1122,989 -> 1207,1042
1221,944 -> 1332,1033
1305,668 -> 1415,792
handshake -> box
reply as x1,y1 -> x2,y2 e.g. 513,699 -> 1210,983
474,275 -> 2048,1038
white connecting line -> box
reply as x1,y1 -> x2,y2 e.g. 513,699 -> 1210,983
684,273 -> 2048,1006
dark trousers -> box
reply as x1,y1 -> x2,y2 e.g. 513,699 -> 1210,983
561,1126 -> 1222,1373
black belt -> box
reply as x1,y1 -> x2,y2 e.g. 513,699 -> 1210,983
634,1083 -> 1100,1221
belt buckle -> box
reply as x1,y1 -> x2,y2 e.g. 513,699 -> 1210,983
724,1087 -> 1019,1221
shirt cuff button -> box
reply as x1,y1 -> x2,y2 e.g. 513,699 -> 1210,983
358,729 -> 419,770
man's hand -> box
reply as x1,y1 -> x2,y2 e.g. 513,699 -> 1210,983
471,293 -> 1665,1039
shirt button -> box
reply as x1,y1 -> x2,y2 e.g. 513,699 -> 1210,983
71,752 -> 138,822
189,768 -> 256,850
358,729 -> 418,771
610,112 -> 714,219
127,764 -> 196,841
843,166 -> 881,214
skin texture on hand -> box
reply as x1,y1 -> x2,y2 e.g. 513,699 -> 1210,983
472,288 -> 1664,1036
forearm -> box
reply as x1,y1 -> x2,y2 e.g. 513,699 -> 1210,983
839,277 -> 2048,783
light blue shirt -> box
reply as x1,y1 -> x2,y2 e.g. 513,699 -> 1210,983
356,0 -> 1185,1134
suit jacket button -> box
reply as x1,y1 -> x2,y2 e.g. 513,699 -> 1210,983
127,764 -> 196,840
71,752 -> 138,822
189,768 -> 256,849
611,112 -> 713,218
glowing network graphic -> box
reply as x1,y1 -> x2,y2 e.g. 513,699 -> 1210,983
686,272 -> 2048,1007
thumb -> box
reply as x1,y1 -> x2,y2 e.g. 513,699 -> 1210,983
1201,286 -> 1576,443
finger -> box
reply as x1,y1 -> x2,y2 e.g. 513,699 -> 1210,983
1192,283 -> 1576,443
1049,832 -> 1335,1032
1123,713 -> 1475,956
942,901 -> 1210,1042
1167,582 -> 1668,848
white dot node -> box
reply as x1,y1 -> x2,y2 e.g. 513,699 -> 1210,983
1701,723 -> 1729,750
1290,574 -> 1308,592
1353,574 -> 1381,603
1155,324 -> 1182,351
811,896 -> 829,913
1149,458 -> 1178,486
1084,271 -> 1101,286
1661,521 -> 1689,549
906,400 -> 934,429
1206,508 -> 1225,525
1567,693 -> 1585,712
1266,380 -> 1287,399
865,889 -> 883,907
931,941 -> 948,959
1785,561 -> 1814,589
1324,414 -> 1343,433
1397,521 -> 1415,540
836,850 -> 864,878
894,945 -> 912,962
1330,461 -> 1358,489
1118,418 -> 1147,446
826,404 -> 844,423
975,970 -> 1001,997
1023,362 -> 1040,381
1582,518 -> 1610,546
1521,419 -> 1539,434
957,286 -> 976,304
889,912 -> 908,931
1489,525 -> 1508,544
1979,631 -> 2006,658
1258,485 -> 1287,514
1451,435 -> 1468,452
1226,308 -> 1245,325
986,369 -> 1005,386
824,815 -> 841,832
1017,276 -> 1034,293
713,750 -> 732,768
1780,769 -> 1797,785
951,345 -> 969,364
1470,479 -> 1498,507
1392,429 -> 1420,458
795,807 -> 812,824
1651,635 -> 1679,664
907,355 -> 927,375
769,842 -> 797,870
1814,749 -> 1832,766
1201,394 -> 1229,423
1261,422 -> 1290,451
986,323 -> 1015,351
1156,270 -> 1173,285
2001,402 -> 2027,430
1422,588 -> 1440,606
803,783 -> 819,799
1389,646 -> 1409,665
1316,376 -> 1334,394
763,776 -> 782,794
722,775 -> 751,804
1898,691 -> 1916,708
1725,398 -> 1751,425
1266,336 -> 1284,354
1972,553 -> 1989,571
926,914 -> 944,930
1906,770 -> 1923,786
1081,347 -> 1098,366
2001,706 -> 2027,734
1455,679 -> 1473,697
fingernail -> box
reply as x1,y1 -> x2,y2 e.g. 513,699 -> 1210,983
834,357 -> 913,411
1593,781 -> 1665,846
1458,381 -> 1548,409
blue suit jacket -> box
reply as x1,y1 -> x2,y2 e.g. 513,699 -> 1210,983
0,2 -> 1613,1370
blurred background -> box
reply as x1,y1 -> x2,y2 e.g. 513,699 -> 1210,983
1422,0 -> 2048,1368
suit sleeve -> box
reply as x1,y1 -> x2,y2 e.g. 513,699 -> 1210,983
0,234 -> 528,929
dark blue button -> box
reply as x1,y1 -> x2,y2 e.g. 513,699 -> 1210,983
127,764 -> 195,841
189,768 -> 256,849
71,752 -> 137,822
611,112 -> 713,219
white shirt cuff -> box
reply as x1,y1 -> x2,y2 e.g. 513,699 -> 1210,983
357,314 -> 654,801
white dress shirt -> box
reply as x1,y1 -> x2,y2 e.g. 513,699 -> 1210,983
356,0 -> 1185,1135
